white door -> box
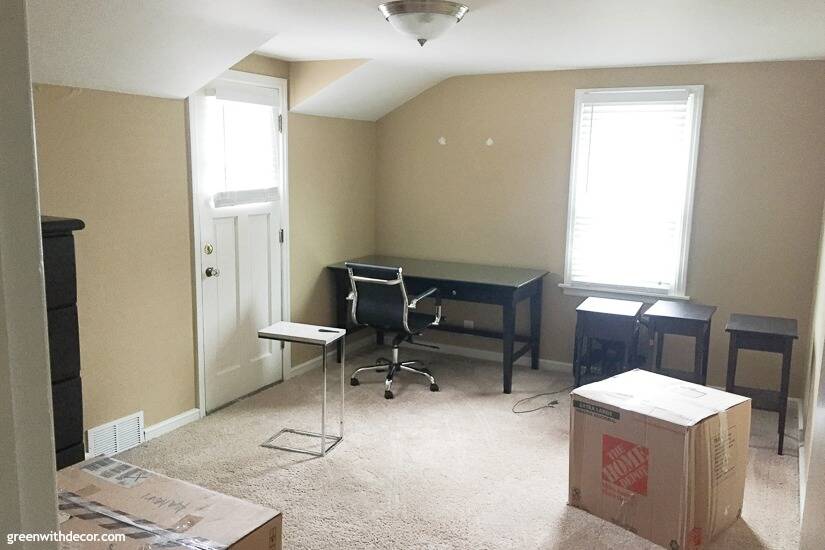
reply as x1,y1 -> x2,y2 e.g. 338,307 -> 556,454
189,71 -> 287,412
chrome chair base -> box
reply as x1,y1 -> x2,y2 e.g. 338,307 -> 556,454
350,347 -> 438,399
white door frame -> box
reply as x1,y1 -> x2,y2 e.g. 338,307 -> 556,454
1,0 -> 60,540
187,70 -> 291,418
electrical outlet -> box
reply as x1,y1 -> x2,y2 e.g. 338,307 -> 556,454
463,320 -> 474,330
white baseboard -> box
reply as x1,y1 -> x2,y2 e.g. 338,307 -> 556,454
402,339 -> 572,373
286,335 -> 375,380
143,408 -> 201,441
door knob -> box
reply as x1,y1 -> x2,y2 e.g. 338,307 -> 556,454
205,267 -> 220,278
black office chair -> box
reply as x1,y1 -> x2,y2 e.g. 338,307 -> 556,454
346,262 -> 442,399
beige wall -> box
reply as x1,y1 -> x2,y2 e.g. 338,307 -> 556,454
288,59 -> 368,107
288,114 -> 377,364
231,53 -> 289,79
376,61 -> 825,396
33,85 -> 195,427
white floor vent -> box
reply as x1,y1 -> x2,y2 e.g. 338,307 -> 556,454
87,411 -> 145,456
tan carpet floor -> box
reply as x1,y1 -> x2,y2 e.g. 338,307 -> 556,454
120,347 -> 800,549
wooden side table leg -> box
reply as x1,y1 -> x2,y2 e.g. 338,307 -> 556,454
655,331 -> 664,372
701,320 -> 712,386
778,338 -> 793,455
573,320 -> 582,387
725,333 -> 738,393
693,329 -> 704,385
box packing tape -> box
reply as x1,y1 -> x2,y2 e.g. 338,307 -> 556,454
58,490 -> 225,550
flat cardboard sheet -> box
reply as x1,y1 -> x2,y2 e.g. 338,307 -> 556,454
57,457 -> 282,549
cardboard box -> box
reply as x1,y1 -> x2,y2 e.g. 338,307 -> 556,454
57,456 -> 282,549
568,369 -> 751,550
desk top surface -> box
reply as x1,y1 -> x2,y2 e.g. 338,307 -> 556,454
645,300 -> 717,322
258,321 -> 346,346
328,255 -> 548,288
725,313 -> 798,338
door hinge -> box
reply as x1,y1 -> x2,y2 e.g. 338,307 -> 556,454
280,341 -> 285,349
277,114 -> 283,133
278,228 -> 284,243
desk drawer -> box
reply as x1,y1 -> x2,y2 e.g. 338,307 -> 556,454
408,280 -> 511,305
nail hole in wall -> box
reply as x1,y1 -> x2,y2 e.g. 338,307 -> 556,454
486,138 -> 494,146
438,136 -> 447,145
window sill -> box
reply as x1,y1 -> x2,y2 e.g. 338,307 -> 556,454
558,283 -> 689,304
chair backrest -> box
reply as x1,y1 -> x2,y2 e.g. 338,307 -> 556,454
346,263 -> 409,332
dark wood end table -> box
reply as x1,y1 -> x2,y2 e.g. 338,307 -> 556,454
573,297 -> 643,387
645,300 -> 717,385
724,313 -> 798,455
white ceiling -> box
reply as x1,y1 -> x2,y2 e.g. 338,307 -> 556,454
27,1 -> 825,120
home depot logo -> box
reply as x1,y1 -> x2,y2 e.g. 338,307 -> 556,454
602,434 -> 649,495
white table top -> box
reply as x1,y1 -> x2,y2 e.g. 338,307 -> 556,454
258,321 -> 346,346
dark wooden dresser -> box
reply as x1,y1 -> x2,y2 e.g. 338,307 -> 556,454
41,216 -> 85,469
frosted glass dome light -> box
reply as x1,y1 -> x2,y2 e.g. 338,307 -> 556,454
379,1 -> 469,47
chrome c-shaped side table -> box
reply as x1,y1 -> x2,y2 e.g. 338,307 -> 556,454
257,321 -> 345,457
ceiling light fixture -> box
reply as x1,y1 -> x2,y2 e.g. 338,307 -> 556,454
378,0 -> 469,47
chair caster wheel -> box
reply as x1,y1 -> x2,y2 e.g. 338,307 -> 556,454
430,383 -> 439,392
384,390 -> 394,399
350,378 -> 360,386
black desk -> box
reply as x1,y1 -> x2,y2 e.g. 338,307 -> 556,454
328,255 -> 548,394
725,313 -> 798,455
645,300 -> 717,385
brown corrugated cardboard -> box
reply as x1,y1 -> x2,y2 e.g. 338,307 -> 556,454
57,457 -> 282,549
569,369 -> 751,550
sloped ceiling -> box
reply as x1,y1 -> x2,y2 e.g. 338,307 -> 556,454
27,0 -> 825,120
26,0 -> 283,98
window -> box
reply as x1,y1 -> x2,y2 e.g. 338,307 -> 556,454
563,86 -> 704,298
203,80 -> 283,207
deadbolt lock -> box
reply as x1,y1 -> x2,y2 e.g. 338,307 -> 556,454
205,267 -> 220,278
203,243 -> 214,255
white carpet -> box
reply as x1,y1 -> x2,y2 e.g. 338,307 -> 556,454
119,347 -> 800,549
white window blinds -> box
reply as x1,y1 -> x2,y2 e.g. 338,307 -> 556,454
564,86 -> 703,296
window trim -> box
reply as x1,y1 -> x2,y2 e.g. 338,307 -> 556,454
561,84 -> 704,299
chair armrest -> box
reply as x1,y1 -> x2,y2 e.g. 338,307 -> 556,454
408,287 -> 439,309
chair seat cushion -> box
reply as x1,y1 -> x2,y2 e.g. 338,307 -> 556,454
408,312 -> 437,332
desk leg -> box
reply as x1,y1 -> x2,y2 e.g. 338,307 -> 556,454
529,280 -> 542,370
502,299 -> 516,394
778,339 -> 793,455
